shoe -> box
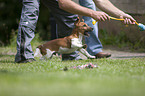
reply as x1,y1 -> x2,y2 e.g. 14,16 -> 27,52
95,52 -> 111,58
16,58 -> 36,63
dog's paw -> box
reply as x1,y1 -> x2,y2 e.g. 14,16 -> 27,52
88,56 -> 96,59
82,44 -> 87,49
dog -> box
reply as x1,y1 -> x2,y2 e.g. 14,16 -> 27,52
34,17 -> 95,60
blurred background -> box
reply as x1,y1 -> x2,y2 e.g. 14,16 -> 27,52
0,0 -> 145,51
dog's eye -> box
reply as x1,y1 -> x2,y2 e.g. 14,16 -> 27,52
83,24 -> 87,27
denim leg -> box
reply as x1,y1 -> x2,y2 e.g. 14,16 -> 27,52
15,0 -> 40,62
79,0 -> 103,55
41,0 -> 81,60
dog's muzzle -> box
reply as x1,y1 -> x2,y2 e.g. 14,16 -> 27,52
84,27 -> 93,36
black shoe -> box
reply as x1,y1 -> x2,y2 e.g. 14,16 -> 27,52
16,58 -> 36,63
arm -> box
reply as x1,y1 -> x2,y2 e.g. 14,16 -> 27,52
93,0 -> 136,24
58,0 -> 135,24
93,0 -> 125,18
58,0 -> 109,21
58,0 -> 93,17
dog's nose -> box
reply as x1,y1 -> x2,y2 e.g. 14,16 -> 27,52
91,28 -> 93,30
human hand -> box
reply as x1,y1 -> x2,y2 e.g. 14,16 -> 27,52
92,11 -> 110,21
120,14 -> 136,24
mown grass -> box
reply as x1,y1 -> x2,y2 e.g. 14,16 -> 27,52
0,43 -> 145,96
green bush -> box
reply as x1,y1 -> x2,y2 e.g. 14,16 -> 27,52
99,29 -> 145,51
0,0 -> 50,46
0,0 -> 21,46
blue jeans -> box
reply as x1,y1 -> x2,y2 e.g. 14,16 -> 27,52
79,0 -> 103,55
15,0 -> 40,62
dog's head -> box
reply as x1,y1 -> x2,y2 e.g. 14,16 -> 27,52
74,17 -> 93,36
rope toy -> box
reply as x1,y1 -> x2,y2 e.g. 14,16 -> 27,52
63,63 -> 98,71
92,16 -> 145,31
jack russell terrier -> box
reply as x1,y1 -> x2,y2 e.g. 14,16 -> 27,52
34,17 -> 95,60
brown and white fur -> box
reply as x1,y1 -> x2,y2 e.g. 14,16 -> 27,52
34,17 -> 95,60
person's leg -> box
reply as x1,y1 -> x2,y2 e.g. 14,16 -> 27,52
42,0 -> 81,60
79,0 -> 111,58
15,0 -> 40,63
79,0 -> 103,55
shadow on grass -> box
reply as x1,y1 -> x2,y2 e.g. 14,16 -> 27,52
0,69 -> 8,73
0,54 -> 15,64
0,60 -> 15,63
0,54 -> 15,57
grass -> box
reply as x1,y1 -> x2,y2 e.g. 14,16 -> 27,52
0,43 -> 145,96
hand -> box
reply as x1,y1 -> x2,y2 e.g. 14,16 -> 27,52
92,11 -> 110,21
120,14 -> 136,24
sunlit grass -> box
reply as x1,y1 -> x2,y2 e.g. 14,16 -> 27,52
0,48 -> 145,96
0,38 -> 145,96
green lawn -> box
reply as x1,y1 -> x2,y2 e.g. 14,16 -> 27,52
0,46 -> 145,96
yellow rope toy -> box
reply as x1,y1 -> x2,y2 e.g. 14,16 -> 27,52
92,16 -> 145,31
92,16 -> 139,25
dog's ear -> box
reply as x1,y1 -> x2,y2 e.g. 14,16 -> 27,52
74,17 -> 80,26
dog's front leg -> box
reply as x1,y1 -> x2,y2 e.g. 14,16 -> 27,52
79,48 -> 95,59
40,49 -> 54,60
40,56 -> 47,60
45,49 -> 55,59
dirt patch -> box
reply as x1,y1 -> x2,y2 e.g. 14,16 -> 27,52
79,46 -> 145,59
102,46 -> 145,59
103,49 -> 145,59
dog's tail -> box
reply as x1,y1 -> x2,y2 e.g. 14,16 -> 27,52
34,46 -> 42,57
